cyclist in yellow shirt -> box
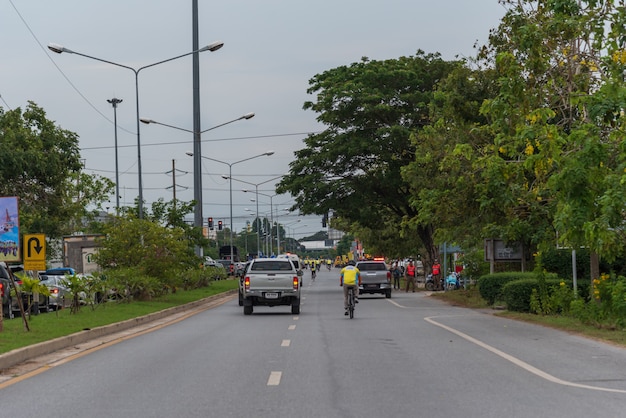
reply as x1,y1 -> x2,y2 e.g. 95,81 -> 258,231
340,260 -> 361,315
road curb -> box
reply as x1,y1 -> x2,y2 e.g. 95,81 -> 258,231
0,290 -> 236,371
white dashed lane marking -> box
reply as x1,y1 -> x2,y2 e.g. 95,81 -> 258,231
267,371 -> 282,386
281,339 -> 291,347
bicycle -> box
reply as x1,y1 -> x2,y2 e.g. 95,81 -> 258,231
347,286 -> 355,319
311,269 -> 316,281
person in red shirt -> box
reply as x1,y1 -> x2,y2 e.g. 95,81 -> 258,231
405,260 -> 417,292
432,259 -> 441,290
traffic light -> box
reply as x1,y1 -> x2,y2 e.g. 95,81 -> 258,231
208,217 -> 214,229
218,220 -> 223,230
322,214 -> 327,228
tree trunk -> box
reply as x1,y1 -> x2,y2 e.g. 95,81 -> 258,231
416,224 -> 438,266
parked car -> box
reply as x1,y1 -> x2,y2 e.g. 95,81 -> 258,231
43,267 -> 77,276
217,259 -> 235,275
6,267 -> 51,315
39,274 -> 72,310
0,263 -> 13,318
202,257 -> 226,281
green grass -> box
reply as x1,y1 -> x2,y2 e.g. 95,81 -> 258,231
0,279 -> 238,354
432,286 -> 626,348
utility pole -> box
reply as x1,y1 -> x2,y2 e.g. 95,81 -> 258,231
107,98 -> 123,214
165,159 -> 188,209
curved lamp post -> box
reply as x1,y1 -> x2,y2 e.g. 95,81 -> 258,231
249,192 -> 279,254
228,175 -> 283,257
142,113 -> 254,256
48,41 -> 224,218
195,151 -> 274,262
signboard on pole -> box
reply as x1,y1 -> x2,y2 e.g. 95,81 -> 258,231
23,234 -> 46,271
484,239 -> 524,262
0,196 -> 20,263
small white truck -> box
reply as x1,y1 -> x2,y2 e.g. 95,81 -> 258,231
242,258 -> 302,315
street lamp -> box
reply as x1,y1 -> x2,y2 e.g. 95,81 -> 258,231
249,192 -> 280,254
107,97 -> 122,213
274,208 -> 291,254
48,41 -> 224,218
228,175 -> 283,256
142,113 -> 255,256
282,219 -> 301,253
192,151 -> 274,262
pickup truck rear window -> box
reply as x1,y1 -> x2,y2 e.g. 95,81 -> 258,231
250,261 -> 294,271
357,263 -> 387,271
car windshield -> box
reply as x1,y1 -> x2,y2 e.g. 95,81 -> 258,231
250,261 -> 294,271
357,263 -> 387,271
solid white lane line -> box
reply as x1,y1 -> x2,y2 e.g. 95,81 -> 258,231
267,371 -> 282,386
425,315 -> 626,394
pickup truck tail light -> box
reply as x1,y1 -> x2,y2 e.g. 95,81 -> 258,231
293,277 -> 299,290
0,282 -> 4,297
386,271 -> 391,282
244,277 -> 250,291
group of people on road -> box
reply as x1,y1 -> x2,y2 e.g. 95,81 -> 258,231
390,259 -> 441,292
338,258 -> 444,315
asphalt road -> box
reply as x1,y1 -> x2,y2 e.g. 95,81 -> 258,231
1,267 -> 626,418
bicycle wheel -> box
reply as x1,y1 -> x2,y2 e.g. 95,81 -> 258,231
348,288 -> 355,319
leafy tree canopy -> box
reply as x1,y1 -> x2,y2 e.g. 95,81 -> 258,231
0,102 -> 113,237
277,52 -> 459,258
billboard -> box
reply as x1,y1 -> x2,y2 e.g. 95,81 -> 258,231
0,196 -> 20,263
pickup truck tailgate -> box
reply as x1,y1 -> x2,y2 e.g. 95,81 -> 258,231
247,272 -> 297,290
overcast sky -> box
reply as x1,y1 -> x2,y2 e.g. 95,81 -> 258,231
1,0 -> 505,237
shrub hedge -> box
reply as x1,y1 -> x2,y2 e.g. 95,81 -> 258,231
501,278 -> 564,312
477,272 -> 537,305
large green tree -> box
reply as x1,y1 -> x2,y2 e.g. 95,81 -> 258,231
277,52 -> 459,259
403,64 -> 498,255
0,102 -> 113,237
473,0 -> 626,276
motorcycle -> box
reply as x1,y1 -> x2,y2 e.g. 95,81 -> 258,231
445,272 -> 461,290
424,273 -> 440,291
425,272 -> 461,291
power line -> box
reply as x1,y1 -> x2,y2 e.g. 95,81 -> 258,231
8,0 -> 127,134
79,130 -> 319,151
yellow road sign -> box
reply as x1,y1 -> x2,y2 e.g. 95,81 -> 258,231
23,234 -> 46,271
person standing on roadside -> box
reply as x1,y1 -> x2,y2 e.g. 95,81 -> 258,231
432,259 -> 441,290
405,260 -> 417,292
392,262 -> 402,290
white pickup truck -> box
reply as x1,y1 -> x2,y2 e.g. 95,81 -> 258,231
242,258 -> 302,315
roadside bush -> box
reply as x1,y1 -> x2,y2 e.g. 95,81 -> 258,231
502,278 -> 564,313
178,268 -> 220,291
502,279 -> 537,312
103,267 -> 162,302
570,273 -> 626,329
478,272 -> 536,305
